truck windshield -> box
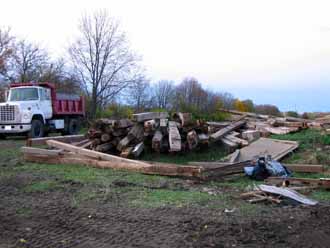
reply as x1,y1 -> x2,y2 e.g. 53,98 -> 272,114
9,88 -> 39,101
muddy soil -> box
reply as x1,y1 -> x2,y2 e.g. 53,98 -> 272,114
1,172 -> 330,248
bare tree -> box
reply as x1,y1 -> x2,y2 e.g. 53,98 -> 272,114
174,77 -> 207,111
8,39 -> 49,82
69,10 -> 143,119
40,58 -> 82,93
0,27 -> 15,82
127,77 -> 151,112
153,80 -> 174,110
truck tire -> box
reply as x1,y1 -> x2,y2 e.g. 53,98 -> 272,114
28,119 -> 45,138
68,118 -> 80,135
0,134 -> 6,139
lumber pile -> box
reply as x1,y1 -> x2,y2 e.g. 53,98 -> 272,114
85,112 -> 249,158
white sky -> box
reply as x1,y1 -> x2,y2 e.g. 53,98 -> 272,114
1,0 -> 330,111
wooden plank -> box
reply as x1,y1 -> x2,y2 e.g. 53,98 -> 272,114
168,121 -> 181,152
210,120 -> 246,141
117,136 -> 132,151
46,140 -> 151,167
219,108 -> 310,123
133,112 -> 169,122
152,130 -> 163,152
26,134 -> 85,147
284,164 -> 325,173
206,121 -> 231,128
225,138 -> 299,162
265,177 -> 330,189
229,149 -> 240,163
21,147 -> 63,156
23,153 -> 203,178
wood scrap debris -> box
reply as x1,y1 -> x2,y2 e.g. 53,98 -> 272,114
241,184 -> 318,205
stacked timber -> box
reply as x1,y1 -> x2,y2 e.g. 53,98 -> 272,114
86,112 -> 248,158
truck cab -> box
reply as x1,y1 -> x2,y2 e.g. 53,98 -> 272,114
0,82 -> 85,138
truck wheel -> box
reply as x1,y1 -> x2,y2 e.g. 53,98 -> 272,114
0,134 -> 6,139
28,119 -> 45,138
68,118 -> 80,135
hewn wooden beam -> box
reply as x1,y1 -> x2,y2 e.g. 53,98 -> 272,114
26,134 -> 85,147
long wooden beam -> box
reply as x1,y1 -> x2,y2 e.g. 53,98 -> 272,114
46,140 -> 151,167
285,164 -> 325,173
26,134 -> 85,147
22,153 -> 203,178
210,120 -> 246,141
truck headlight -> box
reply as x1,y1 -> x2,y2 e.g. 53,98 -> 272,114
23,113 -> 31,120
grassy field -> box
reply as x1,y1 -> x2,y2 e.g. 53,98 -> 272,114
1,129 -> 330,214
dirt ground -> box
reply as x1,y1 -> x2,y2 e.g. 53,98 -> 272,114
1,139 -> 330,247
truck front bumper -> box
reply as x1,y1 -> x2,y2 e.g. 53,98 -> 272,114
0,124 -> 31,133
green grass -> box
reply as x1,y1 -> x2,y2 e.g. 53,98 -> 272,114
2,130 -> 330,213
23,180 -> 61,192
16,207 -> 32,217
271,129 -> 330,150
140,144 -> 227,164
271,129 -> 330,165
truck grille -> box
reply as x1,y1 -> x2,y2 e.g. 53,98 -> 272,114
0,105 -> 15,122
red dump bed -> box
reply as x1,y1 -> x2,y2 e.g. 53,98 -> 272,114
10,82 -> 85,116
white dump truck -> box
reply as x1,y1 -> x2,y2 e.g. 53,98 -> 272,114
0,82 -> 85,138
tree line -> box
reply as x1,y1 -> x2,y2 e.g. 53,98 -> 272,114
0,9 -> 294,120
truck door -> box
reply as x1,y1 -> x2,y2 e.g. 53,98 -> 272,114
39,88 -> 53,119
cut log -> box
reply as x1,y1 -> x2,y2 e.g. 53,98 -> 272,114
133,112 -> 169,122
101,133 -> 111,143
117,136 -> 132,151
152,130 -> 163,153
187,130 -> 198,150
173,112 -> 193,127
120,147 -> 134,158
95,143 -> 113,153
26,134 -> 85,147
144,119 -> 157,133
113,119 -> 133,129
128,124 -> 144,141
210,120 -> 246,141
168,121 -> 181,152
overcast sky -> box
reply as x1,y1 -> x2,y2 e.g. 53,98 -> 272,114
1,0 -> 330,112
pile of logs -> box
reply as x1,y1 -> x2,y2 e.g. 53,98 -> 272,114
86,112 -> 249,158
